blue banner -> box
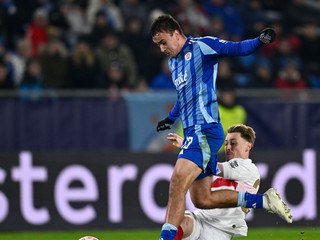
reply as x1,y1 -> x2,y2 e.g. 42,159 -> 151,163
124,91 -> 180,152
0,98 -> 128,151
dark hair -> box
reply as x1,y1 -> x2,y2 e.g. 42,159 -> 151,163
150,14 -> 184,37
227,124 -> 256,145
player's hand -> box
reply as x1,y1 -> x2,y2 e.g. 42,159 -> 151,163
167,133 -> 183,148
258,28 -> 276,44
156,117 -> 174,132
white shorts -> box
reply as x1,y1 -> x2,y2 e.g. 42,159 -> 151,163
182,212 -> 233,240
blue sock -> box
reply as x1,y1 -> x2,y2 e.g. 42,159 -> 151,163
237,192 -> 263,208
159,223 -> 177,240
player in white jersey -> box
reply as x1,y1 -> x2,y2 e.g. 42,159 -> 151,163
167,124 -> 260,240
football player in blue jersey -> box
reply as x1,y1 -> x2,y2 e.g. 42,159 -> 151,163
150,15 -> 291,240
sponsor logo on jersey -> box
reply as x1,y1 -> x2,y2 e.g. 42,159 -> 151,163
229,160 -> 239,168
174,71 -> 188,89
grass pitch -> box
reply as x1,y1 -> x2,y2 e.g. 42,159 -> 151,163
0,227 -> 318,240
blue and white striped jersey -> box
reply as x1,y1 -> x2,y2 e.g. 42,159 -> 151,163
167,36 -> 262,129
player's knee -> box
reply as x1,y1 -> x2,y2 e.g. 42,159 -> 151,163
181,214 -> 194,237
182,214 -> 193,227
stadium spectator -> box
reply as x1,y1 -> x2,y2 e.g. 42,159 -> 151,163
66,39 -> 101,89
99,60 -> 128,89
296,20 -> 320,83
216,59 -> 236,89
206,15 -> 228,39
172,0 -> 210,36
260,20 -> 301,61
216,78 -> 247,151
122,16 -> 150,81
0,0 -> 28,51
119,0 -> 148,23
63,1 -> 92,46
149,57 -> 175,90
48,2 -> 72,49
0,39 -> 14,84
307,68 -> 320,89
38,38 -> 68,89
233,54 -> 260,88
247,59 -> 275,88
19,58 -> 44,95
49,2 -> 70,33
148,1 -> 173,13
141,9 -> 170,83
218,88 -> 247,140
267,37 -> 302,85
88,10 -> 114,47
285,0 -> 320,29
0,0 -> 316,91
202,0 -> 244,41
8,38 -> 33,87
275,60 -> 307,89
260,0 -> 287,13
26,8 -> 49,58
94,29 -> 138,89
86,0 -> 124,32
241,0 -> 269,39
0,60 -> 14,89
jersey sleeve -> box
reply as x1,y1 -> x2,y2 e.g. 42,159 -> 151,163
221,160 -> 246,181
168,100 -> 180,121
221,159 -> 260,193
199,37 -> 262,57
221,159 -> 259,184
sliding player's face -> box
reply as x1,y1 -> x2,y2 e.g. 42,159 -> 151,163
152,30 -> 181,57
224,132 -> 252,161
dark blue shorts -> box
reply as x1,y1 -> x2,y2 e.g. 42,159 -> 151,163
178,122 -> 224,180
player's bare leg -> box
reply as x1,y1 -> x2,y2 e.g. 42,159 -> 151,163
166,158 -> 202,226
160,158 -> 201,240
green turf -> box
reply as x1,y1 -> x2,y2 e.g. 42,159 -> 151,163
0,227 -> 319,240
247,227 -> 319,239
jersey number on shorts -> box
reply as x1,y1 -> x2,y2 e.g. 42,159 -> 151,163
179,136 -> 193,154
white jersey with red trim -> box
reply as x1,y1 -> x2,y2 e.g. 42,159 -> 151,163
192,158 -> 260,238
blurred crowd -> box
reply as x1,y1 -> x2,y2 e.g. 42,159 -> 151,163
0,0 -> 319,93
